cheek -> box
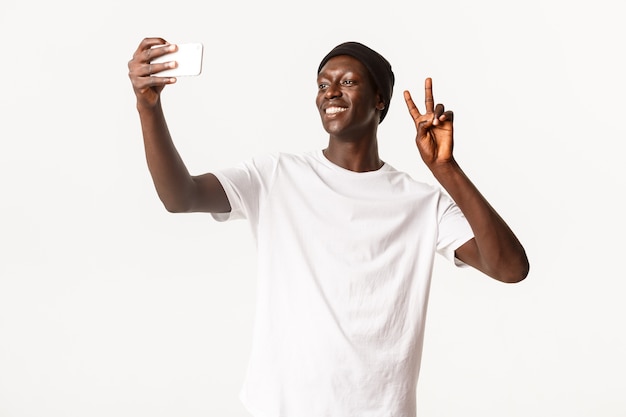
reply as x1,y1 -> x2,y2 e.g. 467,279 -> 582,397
315,92 -> 324,107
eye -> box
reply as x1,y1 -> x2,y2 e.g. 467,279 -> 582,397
342,79 -> 355,86
318,82 -> 328,90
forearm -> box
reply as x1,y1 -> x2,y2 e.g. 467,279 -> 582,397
138,100 -> 197,212
431,160 -> 529,282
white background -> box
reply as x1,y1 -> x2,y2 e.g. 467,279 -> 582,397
1,0 -> 624,416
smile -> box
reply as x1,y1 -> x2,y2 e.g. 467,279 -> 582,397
325,106 -> 348,114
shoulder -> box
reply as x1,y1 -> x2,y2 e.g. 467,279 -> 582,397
268,150 -> 325,171
230,151 -> 321,181
247,150 -> 315,164
383,163 -> 442,196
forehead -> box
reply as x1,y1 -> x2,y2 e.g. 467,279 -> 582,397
317,55 -> 369,78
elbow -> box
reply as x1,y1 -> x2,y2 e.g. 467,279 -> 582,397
155,187 -> 196,214
500,269 -> 528,284
496,254 -> 530,284
161,197 -> 192,214
164,204 -> 186,214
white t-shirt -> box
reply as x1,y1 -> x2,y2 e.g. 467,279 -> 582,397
212,150 -> 474,417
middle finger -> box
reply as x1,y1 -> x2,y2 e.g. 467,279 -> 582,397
424,77 -> 434,114
144,43 -> 177,64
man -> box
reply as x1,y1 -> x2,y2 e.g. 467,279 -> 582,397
128,38 -> 529,417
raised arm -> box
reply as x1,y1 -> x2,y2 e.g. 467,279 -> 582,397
404,79 -> 529,283
127,37 -> 230,214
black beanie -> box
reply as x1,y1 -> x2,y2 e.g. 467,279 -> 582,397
318,41 -> 395,123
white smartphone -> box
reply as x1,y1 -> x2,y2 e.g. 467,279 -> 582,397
150,42 -> 204,77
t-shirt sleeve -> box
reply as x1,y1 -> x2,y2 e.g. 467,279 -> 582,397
210,153 -> 279,223
436,192 -> 474,267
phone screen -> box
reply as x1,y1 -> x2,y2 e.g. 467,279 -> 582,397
150,43 -> 204,77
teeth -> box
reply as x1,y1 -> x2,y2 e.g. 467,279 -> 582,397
326,107 -> 347,114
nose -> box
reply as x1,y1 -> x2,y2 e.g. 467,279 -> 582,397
324,82 -> 342,99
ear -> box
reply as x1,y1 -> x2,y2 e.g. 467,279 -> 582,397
375,93 -> 385,110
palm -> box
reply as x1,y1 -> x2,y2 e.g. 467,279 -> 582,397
136,84 -> 165,108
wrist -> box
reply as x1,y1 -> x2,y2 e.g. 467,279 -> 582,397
428,158 -> 461,179
136,97 -> 162,114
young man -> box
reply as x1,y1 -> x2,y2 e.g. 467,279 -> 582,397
128,38 -> 529,417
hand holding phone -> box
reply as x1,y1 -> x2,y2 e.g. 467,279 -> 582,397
150,43 -> 204,77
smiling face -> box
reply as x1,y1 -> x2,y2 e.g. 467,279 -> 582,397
316,55 -> 385,141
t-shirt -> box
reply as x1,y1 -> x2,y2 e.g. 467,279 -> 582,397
212,150 -> 474,417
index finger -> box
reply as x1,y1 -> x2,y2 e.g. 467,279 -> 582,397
133,37 -> 169,59
424,77 -> 434,114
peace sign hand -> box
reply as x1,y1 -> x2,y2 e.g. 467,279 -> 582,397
404,78 -> 455,168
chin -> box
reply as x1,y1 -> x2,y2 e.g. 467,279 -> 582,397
321,118 -> 346,135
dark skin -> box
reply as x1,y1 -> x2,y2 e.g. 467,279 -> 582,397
315,55 -> 385,172
128,37 -> 529,283
128,38 -> 230,214
404,81 -> 529,283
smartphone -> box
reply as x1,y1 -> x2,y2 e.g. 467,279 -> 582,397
150,43 -> 204,77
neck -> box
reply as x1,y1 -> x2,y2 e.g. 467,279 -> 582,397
323,137 -> 383,172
